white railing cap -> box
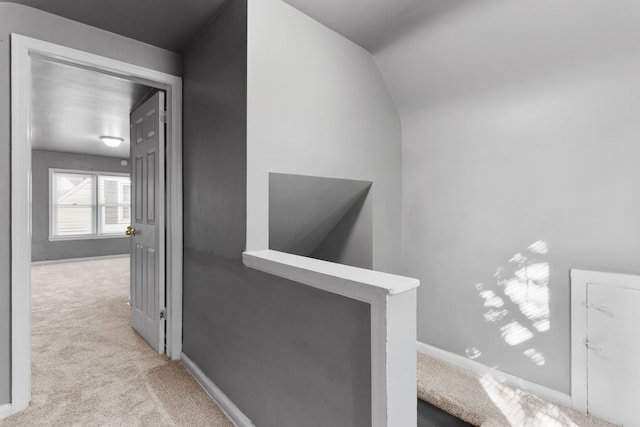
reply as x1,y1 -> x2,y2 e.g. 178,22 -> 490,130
243,250 -> 419,301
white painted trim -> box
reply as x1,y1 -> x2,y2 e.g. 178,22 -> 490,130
242,250 -> 419,298
11,31 -> 33,416
10,33 -> 184,414
243,250 -> 419,427
417,341 -> 572,407
31,254 -> 130,266
569,269 -> 640,414
47,168 -> 130,177
0,404 -> 13,420
570,269 -> 589,413
165,74 -> 183,360
48,235 -> 129,242
181,353 -> 255,427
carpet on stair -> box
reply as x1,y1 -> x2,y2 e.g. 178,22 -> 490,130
416,352 -> 615,427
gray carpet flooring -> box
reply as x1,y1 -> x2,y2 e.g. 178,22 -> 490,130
1,257 -> 232,427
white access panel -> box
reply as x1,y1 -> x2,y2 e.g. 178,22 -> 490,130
586,283 -> 640,426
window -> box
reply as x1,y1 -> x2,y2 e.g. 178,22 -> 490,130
50,169 -> 131,240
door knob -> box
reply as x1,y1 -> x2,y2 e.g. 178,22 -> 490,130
126,226 -> 136,236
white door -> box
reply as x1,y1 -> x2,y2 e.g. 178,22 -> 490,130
129,91 -> 165,353
587,282 -> 640,426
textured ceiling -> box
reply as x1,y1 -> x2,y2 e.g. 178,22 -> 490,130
1,0 -> 228,52
281,0 -> 468,53
30,57 -> 152,158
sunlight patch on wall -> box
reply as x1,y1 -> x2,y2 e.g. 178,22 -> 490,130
523,348 -> 545,366
496,240 -> 550,333
471,241 -> 550,366
479,290 -> 504,308
500,321 -> 533,346
483,308 -> 509,324
465,346 -> 482,360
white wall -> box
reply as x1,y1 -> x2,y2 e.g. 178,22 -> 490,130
375,0 -> 640,394
246,0 -> 403,273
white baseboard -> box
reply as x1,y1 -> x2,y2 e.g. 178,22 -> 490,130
0,403 -> 13,420
181,353 -> 255,427
31,253 -> 130,266
417,341 -> 571,407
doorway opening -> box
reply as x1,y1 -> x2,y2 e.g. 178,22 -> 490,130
10,34 -> 183,416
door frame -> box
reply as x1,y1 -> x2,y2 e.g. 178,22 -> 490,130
10,34 -> 183,414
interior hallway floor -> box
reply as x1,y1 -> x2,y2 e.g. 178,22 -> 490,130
0,257 -> 232,427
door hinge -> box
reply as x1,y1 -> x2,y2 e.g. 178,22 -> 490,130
160,111 -> 167,123
160,308 -> 167,320
585,339 -> 602,352
581,301 -> 613,317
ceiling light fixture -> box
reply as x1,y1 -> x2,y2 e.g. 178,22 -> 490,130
99,136 -> 124,148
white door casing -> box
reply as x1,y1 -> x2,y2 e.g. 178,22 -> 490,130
586,283 -> 640,426
571,269 -> 640,426
9,33 -> 183,418
130,91 -> 165,353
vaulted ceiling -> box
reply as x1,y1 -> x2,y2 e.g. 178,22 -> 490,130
2,0 -> 464,53
9,0 -> 461,158
281,0 -> 467,53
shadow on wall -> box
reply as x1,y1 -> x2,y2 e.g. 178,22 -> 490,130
269,173 -> 373,269
469,241 -> 550,368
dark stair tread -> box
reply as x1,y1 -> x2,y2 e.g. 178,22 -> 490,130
418,399 -> 474,427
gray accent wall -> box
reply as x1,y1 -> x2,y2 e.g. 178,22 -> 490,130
0,2 -> 181,406
269,173 -> 373,269
309,190 -> 372,269
182,1 -> 371,426
32,150 -> 130,262
375,1 -> 640,394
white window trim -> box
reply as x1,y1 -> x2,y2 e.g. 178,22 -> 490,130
48,168 -> 131,241
49,234 -> 129,242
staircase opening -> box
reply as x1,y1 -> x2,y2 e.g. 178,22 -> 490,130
268,173 -> 373,269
